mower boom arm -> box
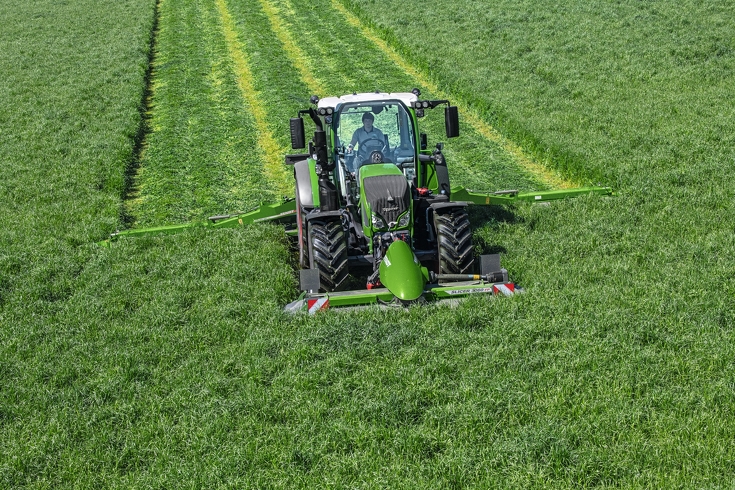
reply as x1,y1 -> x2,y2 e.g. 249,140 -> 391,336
99,199 -> 297,246
98,186 -> 611,246
451,185 -> 613,205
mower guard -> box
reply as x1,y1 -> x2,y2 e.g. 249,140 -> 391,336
285,279 -> 519,314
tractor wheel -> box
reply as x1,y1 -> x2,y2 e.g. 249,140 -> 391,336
435,207 -> 475,275
309,219 -> 349,292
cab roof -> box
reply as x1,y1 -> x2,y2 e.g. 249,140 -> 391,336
317,92 -> 418,109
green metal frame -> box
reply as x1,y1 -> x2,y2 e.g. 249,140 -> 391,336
452,185 -> 613,205
286,279 -> 518,312
98,199 -> 297,246
98,185 -> 612,246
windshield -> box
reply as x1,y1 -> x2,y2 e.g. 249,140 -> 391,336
335,101 -> 416,169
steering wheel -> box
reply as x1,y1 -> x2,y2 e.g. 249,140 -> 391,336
357,138 -> 385,164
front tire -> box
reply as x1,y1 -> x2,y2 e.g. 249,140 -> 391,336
435,207 -> 474,275
309,219 -> 349,292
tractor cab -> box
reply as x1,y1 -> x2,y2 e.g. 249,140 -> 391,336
325,98 -> 418,249
333,100 -> 417,179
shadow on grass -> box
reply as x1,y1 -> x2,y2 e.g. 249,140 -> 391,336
468,204 -> 522,255
120,0 -> 161,229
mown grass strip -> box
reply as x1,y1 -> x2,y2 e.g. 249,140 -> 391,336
249,0 -> 538,192
215,0 -> 290,197
221,0 -> 311,159
256,0 -> 324,95
127,0 -> 284,225
331,0 -> 575,189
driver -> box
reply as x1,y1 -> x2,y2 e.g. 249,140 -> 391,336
347,112 -> 384,153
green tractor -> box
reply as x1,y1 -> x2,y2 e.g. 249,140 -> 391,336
288,91 -> 479,301
102,90 -> 612,312
282,90 -> 609,311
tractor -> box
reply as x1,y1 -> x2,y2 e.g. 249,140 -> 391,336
281,90 -> 610,311
288,91 -> 481,299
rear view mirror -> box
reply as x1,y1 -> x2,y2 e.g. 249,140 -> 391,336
290,117 -> 305,149
445,106 -> 459,138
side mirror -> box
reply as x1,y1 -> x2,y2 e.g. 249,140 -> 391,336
445,106 -> 459,138
420,133 -> 427,150
290,117 -> 305,149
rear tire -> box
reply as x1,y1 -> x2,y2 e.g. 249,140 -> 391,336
309,219 -> 349,292
435,207 -> 475,275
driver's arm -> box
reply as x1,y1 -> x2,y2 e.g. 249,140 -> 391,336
348,128 -> 360,150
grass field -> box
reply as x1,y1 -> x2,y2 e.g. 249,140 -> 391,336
2,0 -> 735,487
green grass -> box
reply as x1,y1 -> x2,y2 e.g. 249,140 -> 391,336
341,0 -> 735,185
2,0 -> 735,487
126,0 -> 271,226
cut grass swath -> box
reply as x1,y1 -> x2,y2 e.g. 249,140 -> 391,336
127,0 -> 296,227
256,0 -> 325,96
331,0 -> 575,190
127,0 -> 271,226
221,0 -> 311,169
215,0 -> 291,198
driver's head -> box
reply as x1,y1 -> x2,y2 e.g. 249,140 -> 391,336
362,112 -> 374,129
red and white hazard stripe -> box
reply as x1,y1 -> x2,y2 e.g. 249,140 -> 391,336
307,297 -> 330,314
492,283 -> 516,296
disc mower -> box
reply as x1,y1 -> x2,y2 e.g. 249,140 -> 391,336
103,90 -> 612,312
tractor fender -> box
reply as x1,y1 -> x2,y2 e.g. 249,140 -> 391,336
429,201 -> 468,211
294,159 -> 315,208
305,210 -> 343,222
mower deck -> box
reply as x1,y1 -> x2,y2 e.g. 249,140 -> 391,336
284,279 -> 519,313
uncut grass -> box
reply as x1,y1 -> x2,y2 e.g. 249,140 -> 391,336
0,0 -> 155,313
8,228 -> 733,487
340,0 -> 735,186
0,0 -> 155,246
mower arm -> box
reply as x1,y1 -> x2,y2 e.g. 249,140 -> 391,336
99,199 -> 297,246
451,185 -> 613,205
